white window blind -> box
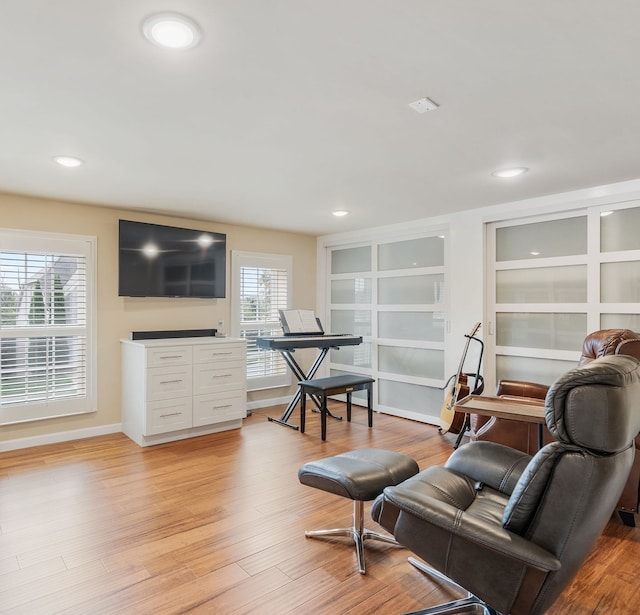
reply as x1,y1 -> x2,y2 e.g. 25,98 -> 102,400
232,251 -> 291,390
0,230 -> 96,424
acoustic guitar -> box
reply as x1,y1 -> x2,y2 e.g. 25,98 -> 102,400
439,322 -> 482,435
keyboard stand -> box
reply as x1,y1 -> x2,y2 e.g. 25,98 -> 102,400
268,346 -> 342,429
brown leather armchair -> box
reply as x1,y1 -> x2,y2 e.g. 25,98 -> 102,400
470,328 -> 640,526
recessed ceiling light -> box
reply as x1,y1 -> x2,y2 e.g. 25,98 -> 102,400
600,211 -> 613,217
52,155 -> 84,168
332,210 -> 349,217
142,12 -> 202,50
492,167 -> 528,178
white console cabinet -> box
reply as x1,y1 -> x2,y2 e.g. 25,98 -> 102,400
121,336 -> 247,446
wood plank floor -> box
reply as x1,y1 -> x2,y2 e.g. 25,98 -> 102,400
1,404 -> 638,614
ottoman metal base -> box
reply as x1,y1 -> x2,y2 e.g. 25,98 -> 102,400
305,499 -> 398,574
298,448 -> 419,574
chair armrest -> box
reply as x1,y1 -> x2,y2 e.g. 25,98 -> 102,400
446,441 -> 531,495
617,338 -> 640,362
383,481 -> 561,572
497,379 -> 549,399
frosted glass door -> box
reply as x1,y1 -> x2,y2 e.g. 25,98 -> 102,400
331,246 -> 371,274
378,312 -> 444,342
601,206 -> 640,252
489,204 -> 640,390
328,234 -> 447,424
378,237 -> 444,270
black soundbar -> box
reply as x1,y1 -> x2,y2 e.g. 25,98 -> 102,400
130,328 -> 217,341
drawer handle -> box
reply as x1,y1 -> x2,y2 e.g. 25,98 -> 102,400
160,379 -> 183,384
214,404 -> 233,410
213,374 -> 233,378
212,352 -> 234,356
159,355 -> 183,360
160,412 -> 182,418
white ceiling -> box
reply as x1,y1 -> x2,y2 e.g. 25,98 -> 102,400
3,1 -> 640,236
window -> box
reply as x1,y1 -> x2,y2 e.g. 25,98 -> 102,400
231,251 -> 291,391
0,229 -> 96,424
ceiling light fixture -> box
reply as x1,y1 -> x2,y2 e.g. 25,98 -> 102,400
332,210 -> 349,217
142,12 -> 202,49
52,155 -> 84,168
600,211 -> 613,217
492,167 -> 528,178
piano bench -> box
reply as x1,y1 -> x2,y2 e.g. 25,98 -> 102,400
298,375 -> 375,441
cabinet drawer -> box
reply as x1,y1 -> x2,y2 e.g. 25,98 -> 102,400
193,391 -> 246,426
193,362 -> 244,395
147,365 -> 193,401
146,398 -> 192,435
147,346 -> 192,368
194,343 -> 244,364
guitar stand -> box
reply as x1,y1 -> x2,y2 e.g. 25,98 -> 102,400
452,372 -> 485,448
448,332 -> 484,449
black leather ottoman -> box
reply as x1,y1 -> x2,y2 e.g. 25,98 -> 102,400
298,448 -> 419,573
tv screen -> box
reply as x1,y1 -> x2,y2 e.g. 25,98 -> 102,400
118,220 -> 226,298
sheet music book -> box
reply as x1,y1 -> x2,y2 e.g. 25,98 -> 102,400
279,309 -> 324,335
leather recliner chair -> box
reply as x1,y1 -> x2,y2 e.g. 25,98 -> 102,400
372,355 -> 640,615
470,328 -> 640,526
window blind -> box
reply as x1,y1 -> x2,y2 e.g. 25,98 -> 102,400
232,251 -> 292,391
0,232 -> 95,424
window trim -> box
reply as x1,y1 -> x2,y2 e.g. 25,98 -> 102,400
0,228 -> 97,425
231,250 -> 292,391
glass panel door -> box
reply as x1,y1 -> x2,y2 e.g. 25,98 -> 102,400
487,203 -> 640,391
328,234 -> 447,424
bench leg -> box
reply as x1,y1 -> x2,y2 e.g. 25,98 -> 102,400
300,388 -> 306,433
321,394 -> 327,441
619,511 -> 636,527
367,383 -> 373,428
347,393 -> 352,422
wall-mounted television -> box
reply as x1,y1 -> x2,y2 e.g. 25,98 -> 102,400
118,220 -> 226,298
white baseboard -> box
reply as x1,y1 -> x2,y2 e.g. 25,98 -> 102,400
0,423 -> 123,452
0,393 -> 351,452
246,395 -> 292,411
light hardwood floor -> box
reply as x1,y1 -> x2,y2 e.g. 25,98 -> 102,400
1,404 -> 639,614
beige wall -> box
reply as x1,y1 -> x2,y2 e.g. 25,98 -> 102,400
0,192 -> 317,444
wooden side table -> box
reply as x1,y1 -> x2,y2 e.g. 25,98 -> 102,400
454,394 -> 547,450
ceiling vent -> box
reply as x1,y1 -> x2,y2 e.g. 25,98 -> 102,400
408,97 -> 439,113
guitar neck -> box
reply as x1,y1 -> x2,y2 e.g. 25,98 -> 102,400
452,322 -> 481,382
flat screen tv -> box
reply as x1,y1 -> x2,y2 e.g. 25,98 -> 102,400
118,220 -> 226,298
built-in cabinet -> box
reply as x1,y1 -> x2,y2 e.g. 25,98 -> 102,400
121,337 -> 247,446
